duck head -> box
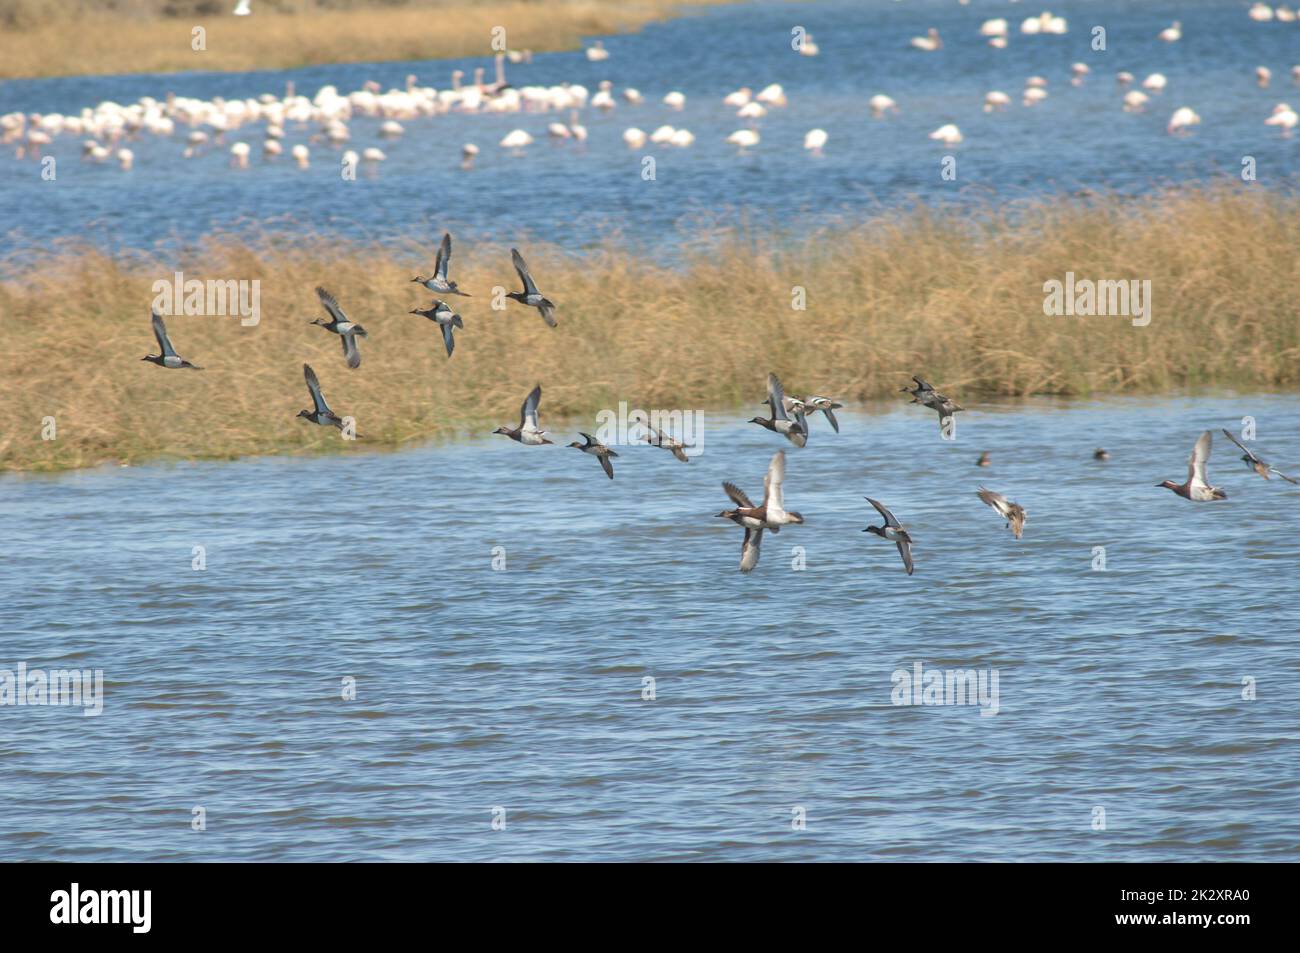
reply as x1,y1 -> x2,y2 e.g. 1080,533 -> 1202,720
863,524 -> 886,537
786,511 -> 806,524
1156,480 -> 1179,491
296,409 -> 313,420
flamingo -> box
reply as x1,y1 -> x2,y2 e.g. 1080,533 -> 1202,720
910,28 -> 941,51
803,129 -> 827,156
1167,106 -> 1201,135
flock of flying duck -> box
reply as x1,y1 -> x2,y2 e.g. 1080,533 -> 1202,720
141,231 -> 1298,576
5,5 -> 1298,174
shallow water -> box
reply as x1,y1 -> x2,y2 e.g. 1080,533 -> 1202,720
2,0 -> 1298,262
2,394 -> 1298,861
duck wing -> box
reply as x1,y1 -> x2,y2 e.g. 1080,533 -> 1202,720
435,231 -> 451,281
896,538 -> 914,575
740,527 -> 763,573
1220,428 -> 1261,466
768,373 -> 789,421
441,321 -> 455,357
151,311 -> 178,358
977,487 -> 1009,518
723,481 -> 754,508
762,450 -> 787,517
512,248 -> 540,295
537,298 -> 558,328
865,497 -> 902,528
303,363 -> 333,416
316,286 -> 348,325
599,453 -> 614,480
821,406 -> 840,433
520,384 -> 542,432
1188,430 -> 1212,489
341,331 -> 362,369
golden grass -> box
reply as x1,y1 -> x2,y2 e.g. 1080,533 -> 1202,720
0,0 -> 723,79
2,185 -> 1298,472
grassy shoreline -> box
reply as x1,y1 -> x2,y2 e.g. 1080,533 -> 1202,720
3,186 -> 1298,473
0,0 -> 724,80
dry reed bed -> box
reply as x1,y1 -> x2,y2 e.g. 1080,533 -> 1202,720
2,187 -> 1297,472
0,0 -> 714,79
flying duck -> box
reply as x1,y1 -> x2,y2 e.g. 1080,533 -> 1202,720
802,395 -> 844,432
750,373 -> 808,447
1220,429 -> 1299,484
1094,448 -> 1110,461
296,363 -> 351,433
409,299 -> 464,357
715,450 -> 804,573
568,432 -> 618,479
311,286 -> 367,369
641,423 -> 690,462
976,451 -> 991,467
863,497 -> 914,575
411,232 -> 471,297
977,487 -> 1027,538
494,384 -> 552,445
902,375 -> 963,429
142,311 -> 202,369
1158,431 -> 1227,501
506,248 -> 557,327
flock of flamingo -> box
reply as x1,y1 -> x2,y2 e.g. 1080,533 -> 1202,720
2,4 -> 1298,174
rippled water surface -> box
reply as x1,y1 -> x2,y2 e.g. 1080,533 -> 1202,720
1,0 -> 1298,260
3,395 -> 1299,860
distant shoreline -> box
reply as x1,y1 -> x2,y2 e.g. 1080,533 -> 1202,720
3,186 -> 1296,473
0,0 -> 729,80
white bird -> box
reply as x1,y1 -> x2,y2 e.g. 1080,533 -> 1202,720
361,147 -> 385,162
1265,102 -> 1298,135
460,143 -> 478,170
662,91 -> 686,110
649,124 -> 676,144
989,36 -> 1008,49
869,94 -> 898,117
1249,3 -> 1274,22
1257,66 -> 1272,88
984,90 -> 1011,112
623,127 -> 647,148
1117,71 -> 1134,87
1071,63 -> 1090,86
799,34 -> 819,56
229,141 -> 250,168
726,129 -> 759,151
929,123 -> 962,145
1023,87 -> 1048,106
755,84 -> 787,107
803,128 -> 827,156
1142,73 -> 1167,92
1123,90 -> 1149,112
291,143 -> 309,168
233,0 -> 251,15
723,87 -> 752,108
1167,106 -> 1201,135
980,18 -> 1008,37
116,148 -> 133,170
1158,21 -> 1182,42
262,138 -> 282,158
737,101 -> 766,120
668,128 -> 694,147
622,88 -> 643,105
379,120 -> 404,138
585,41 -> 609,62
499,129 -> 533,153
910,28 -> 941,51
